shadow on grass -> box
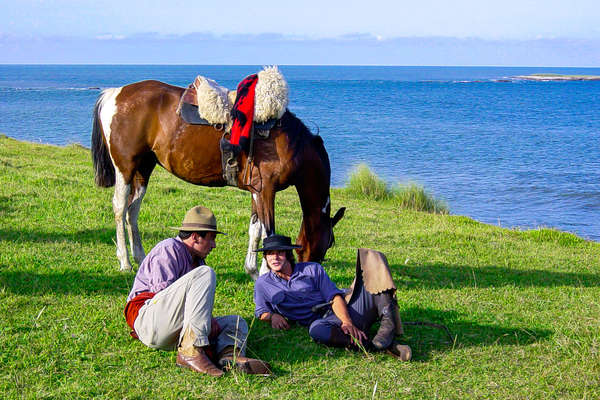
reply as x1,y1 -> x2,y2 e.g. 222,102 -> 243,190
324,260 -> 600,289
0,196 -> 18,213
398,261 -> 600,289
0,270 -> 132,295
245,305 -> 552,368
0,228 -> 166,246
400,306 -> 553,362
246,320 -> 352,373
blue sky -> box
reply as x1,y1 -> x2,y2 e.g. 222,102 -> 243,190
2,0 -> 600,65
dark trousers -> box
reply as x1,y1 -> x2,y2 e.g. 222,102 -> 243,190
308,281 -> 379,346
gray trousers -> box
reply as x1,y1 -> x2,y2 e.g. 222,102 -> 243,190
133,265 -> 248,355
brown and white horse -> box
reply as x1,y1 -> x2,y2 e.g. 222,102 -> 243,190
91,79 -> 344,278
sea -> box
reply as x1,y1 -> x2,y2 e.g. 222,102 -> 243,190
1,65 -> 599,241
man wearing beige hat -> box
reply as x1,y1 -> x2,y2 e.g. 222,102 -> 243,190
124,206 -> 270,377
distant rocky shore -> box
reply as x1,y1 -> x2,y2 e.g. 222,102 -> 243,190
515,73 -> 600,81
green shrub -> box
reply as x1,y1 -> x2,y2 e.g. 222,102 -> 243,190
391,182 -> 449,214
344,164 -> 448,214
523,227 -> 585,246
345,163 -> 390,200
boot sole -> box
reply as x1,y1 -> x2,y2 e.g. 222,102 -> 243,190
220,359 -> 272,375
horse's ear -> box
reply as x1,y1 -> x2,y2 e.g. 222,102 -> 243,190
331,207 -> 346,228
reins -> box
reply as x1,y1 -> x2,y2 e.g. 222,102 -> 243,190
242,124 -> 261,192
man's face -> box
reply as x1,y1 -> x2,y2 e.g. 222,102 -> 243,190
265,250 -> 290,272
191,231 -> 217,259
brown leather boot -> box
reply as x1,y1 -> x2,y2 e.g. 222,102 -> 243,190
217,346 -> 272,375
386,342 -> 412,361
372,292 -> 398,350
176,327 -> 223,377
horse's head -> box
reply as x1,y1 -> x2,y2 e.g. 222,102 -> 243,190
277,109 -> 346,264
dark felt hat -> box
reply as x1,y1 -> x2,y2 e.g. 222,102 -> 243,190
255,234 -> 302,252
170,206 -> 225,234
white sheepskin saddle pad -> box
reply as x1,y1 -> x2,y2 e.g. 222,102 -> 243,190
194,76 -> 234,126
192,66 -> 289,127
253,66 -> 289,123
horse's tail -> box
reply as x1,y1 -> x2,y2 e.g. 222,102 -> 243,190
91,89 -> 116,187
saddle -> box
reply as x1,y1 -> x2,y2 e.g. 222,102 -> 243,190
177,75 -> 236,128
177,67 -> 289,186
177,67 -> 288,133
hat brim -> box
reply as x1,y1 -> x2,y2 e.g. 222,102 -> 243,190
255,244 -> 302,252
170,226 -> 226,235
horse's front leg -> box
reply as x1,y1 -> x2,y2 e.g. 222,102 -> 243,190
113,173 -> 133,271
244,188 -> 275,280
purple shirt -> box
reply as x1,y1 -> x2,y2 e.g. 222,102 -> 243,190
253,262 -> 344,326
126,237 -> 203,302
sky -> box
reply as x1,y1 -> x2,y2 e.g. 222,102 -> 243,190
2,0 -> 600,65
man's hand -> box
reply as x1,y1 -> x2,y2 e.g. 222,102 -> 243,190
271,313 -> 290,330
209,317 -> 221,339
340,322 -> 367,346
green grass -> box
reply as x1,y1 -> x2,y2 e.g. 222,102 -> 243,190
345,163 -> 448,213
1,136 -> 600,399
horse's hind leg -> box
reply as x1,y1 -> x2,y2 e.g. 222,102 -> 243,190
113,172 -> 133,271
126,179 -> 147,264
126,159 -> 155,265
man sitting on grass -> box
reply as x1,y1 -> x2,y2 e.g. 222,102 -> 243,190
124,205 -> 270,377
253,234 -> 411,361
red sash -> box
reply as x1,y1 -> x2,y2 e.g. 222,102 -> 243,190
124,292 -> 156,339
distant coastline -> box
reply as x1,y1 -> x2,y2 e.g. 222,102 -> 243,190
515,73 -> 600,81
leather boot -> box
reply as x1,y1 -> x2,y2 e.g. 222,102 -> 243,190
217,346 -> 272,375
386,342 -> 412,361
371,291 -> 398,350
219,138 -> 240,186
176,327 -> 223,377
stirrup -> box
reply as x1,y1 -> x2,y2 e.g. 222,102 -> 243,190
223,156 -> 239,187
220,139 -> 239,187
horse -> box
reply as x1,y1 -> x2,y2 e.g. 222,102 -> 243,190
91,79 -> 344,278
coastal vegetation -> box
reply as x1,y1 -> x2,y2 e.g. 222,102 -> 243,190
345,163 -> 449,214
1,136 -> 599,399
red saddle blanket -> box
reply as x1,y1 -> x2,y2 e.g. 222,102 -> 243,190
230,74 -> 259,151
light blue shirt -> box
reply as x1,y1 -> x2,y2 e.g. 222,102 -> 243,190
254,262 -> 344,326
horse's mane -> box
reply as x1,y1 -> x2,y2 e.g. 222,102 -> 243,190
280,110 -> 331,180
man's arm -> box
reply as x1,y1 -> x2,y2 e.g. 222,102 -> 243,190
254,280 -> 290,330
259,312 -> 290,330
331,294 -> 367,345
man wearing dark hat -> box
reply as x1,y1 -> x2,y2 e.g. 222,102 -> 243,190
253,234 -> 411,361
124,206 -> 270,377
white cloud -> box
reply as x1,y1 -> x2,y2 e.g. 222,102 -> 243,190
95,34 -> 126,40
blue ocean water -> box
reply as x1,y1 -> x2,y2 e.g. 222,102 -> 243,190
1,65 -> 599,241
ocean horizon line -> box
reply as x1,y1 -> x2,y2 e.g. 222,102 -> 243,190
3,63 -> 600,68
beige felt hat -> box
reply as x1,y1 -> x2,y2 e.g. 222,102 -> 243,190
171,206 -> 226,234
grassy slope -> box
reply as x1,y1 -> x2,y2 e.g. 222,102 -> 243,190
1,136 -> 599,399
